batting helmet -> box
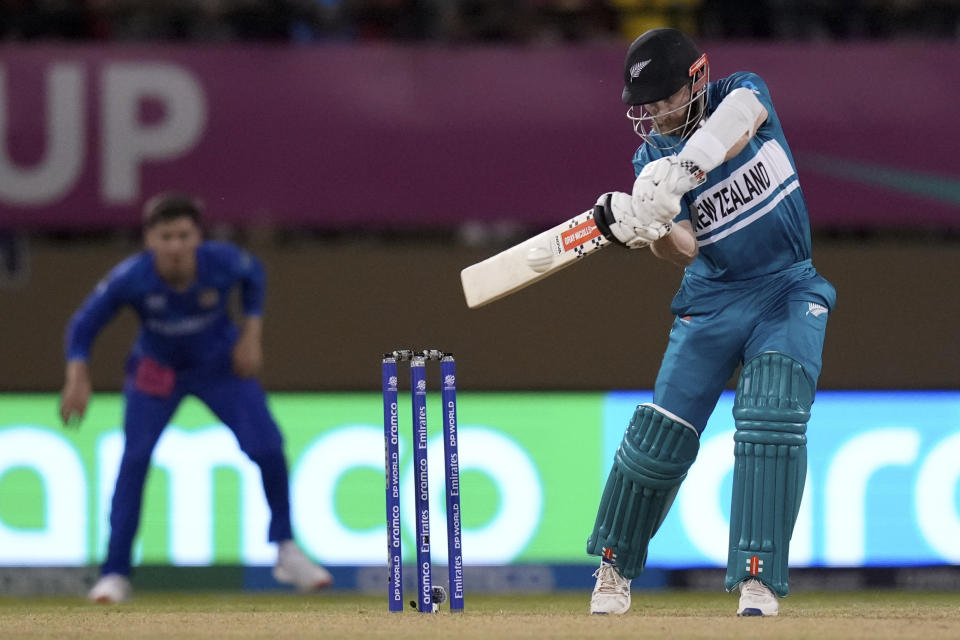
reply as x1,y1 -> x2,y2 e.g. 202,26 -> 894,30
622,28 -> 704,105
622,28 -> 709,147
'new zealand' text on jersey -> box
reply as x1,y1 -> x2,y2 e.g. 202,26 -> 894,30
632,72 -> 811,281
65,241 -> 265,370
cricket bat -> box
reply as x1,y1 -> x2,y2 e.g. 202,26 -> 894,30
460,207 -> 611,309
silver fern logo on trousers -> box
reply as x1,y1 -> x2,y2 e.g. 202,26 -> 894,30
806,302 -> 828,317
629,59 -> 652,78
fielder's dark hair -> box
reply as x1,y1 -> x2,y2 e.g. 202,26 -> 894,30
142,192 -> 203,228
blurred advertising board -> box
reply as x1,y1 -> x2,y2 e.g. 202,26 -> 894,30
1,391 -> 958,568
2,44 -> 957,231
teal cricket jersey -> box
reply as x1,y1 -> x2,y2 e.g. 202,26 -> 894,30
633,72 -> 811,281
631,72 -> 836,431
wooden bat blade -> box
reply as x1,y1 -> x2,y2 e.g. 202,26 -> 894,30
460,208 -> 610,309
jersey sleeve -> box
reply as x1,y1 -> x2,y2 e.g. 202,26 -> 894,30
209,242 -> 266,316
631,143 -> 664,178
711,71 -> 774,127
238,249 -> 265,316
64,256 -> 138,361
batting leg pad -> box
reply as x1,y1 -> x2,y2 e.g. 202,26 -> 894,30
725,352 -> 812,597
587,404 -> 700,579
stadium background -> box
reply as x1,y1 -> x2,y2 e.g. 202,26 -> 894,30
1,0 -> 959,597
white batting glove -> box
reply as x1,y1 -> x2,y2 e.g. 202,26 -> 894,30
632,156 -> 706,225
594,192 -> 673,249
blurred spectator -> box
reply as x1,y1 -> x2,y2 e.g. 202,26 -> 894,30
0,0 -> 957,42
447,0 -> 538,42
610,0 -> 700,40
534,0 -> 620,43
340,0 -> 441,41
698,0 -> 774,39
1,0 -> 92,39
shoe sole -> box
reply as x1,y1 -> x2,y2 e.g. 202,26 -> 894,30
90,595 -> 127,604
738,608 -> 778,617
310,577 -> 333,590
590,611 -> 629,615
590,608 -> 629,615
273,569 -> 333,591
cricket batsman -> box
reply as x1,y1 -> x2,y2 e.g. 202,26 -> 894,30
585,28 -> 836,616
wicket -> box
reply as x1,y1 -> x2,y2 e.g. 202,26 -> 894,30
381,349 -> 464,613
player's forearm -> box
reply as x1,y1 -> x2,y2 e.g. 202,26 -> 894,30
723,131 -> 753,163
238,315 -> 263,341
651,222 -> 698,268
61,358 -> 93,425
64,288 -> 123,362
232,315 -> 264,378
64,359 -> 91,386
63,359 -> 93,396
678,88 -> 768,173
65,313 -> 96,362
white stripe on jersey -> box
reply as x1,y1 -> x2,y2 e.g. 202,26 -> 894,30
696,181 -> 800,247
691,139 -> 796,241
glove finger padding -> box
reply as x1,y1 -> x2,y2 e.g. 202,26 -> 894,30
632,161 -> 680,224
632,156 -> 707,225
630,221 -> 673,246
636,156 -> 706,194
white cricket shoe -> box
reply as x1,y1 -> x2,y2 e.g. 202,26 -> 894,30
737,578 -> 779,616
273,540 -> 333,592
88,573 -> 132,603
590,562 -> 631,614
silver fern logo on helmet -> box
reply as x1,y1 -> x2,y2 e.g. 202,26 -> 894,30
629,59 -> 652,79
627,53 -> 709,150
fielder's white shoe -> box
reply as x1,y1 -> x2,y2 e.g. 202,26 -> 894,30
88,573 -> 132,603
590,562 -> 631,614
737,578 -> 779,616
273,540 -> 333,592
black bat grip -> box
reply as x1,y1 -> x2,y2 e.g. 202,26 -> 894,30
592,194 -> 624,246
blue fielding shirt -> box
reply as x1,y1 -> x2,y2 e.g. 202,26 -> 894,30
65,241 -> 265,370
633,72 -> 811,281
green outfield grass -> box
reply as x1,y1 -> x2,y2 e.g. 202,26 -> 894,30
1,591 -> 958,639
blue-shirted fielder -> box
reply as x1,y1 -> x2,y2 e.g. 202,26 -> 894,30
60,192 -> 333,603
587,29 -> 836,617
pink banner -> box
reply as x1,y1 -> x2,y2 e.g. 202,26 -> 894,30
1,43 -> 957,231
